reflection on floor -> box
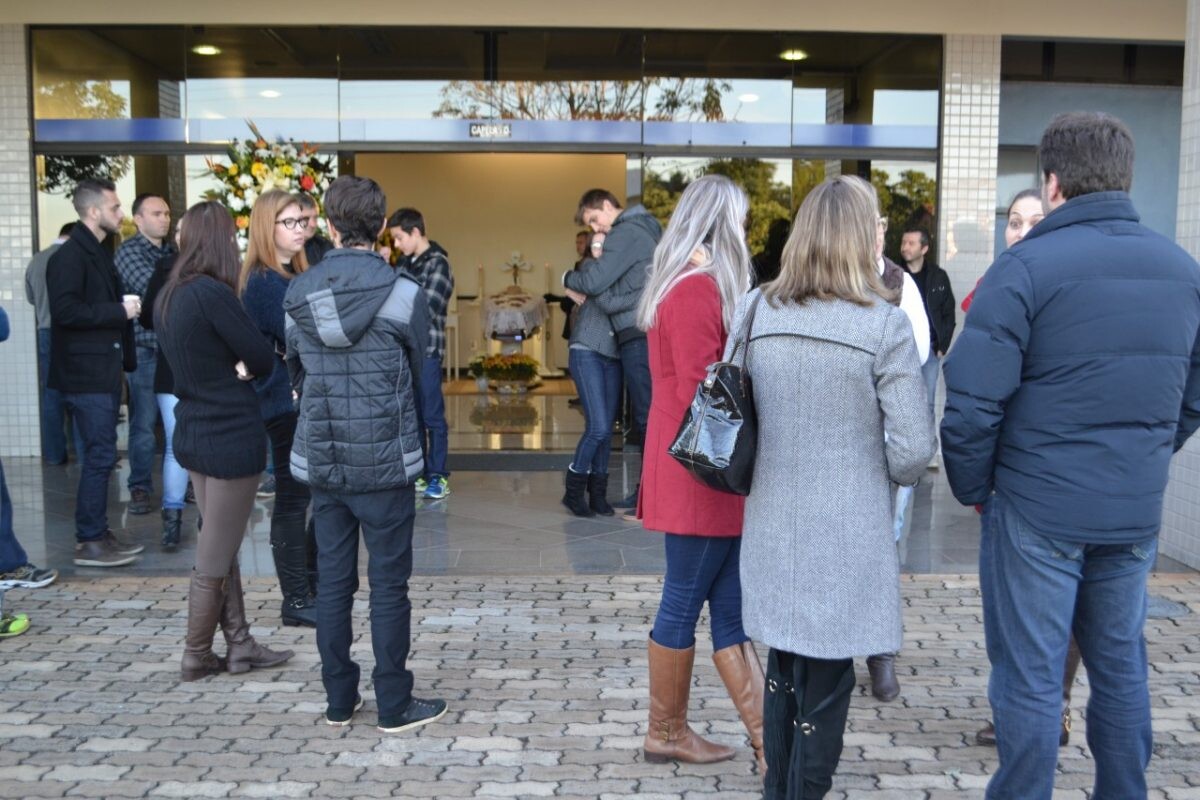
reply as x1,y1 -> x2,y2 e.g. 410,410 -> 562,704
11,453 -> 1200,578
6,455 -> 1195,580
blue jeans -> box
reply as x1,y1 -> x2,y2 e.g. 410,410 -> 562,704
126,345 -> 158,492
312,485 -> 416,719
921,351 -> 940,422
893,483 -> 914,543
569,348 -> 622,474
416,356 -> 449,480
618,336 -> 651,436
64,392 -> 119,543
981,493 -> 1156,800
0,457 -> 28,573
652,534 -> 748,651
156,394 -> 188,510
36,329 -> 73,463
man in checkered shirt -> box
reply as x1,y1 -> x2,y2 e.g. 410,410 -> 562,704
388,208 -> 455,500
114,193 -> 174,516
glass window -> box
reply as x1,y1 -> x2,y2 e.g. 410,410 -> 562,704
184,27 -> 338,143
644,32 -> 792,148
872,161 -> 938,262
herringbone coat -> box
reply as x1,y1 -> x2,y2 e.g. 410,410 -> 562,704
728,288 -> 935,658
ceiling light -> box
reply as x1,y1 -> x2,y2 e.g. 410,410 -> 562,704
191,44 -> 221,56
738,93 -> 760,104
779,49 -> 808,62
259,90 -> 281,99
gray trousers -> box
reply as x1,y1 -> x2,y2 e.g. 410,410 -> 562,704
189,472 -> 259,577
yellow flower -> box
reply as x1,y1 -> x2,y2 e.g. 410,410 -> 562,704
251,162 -> 268,179
227,163 -> 239,177
281,165 -> 294,176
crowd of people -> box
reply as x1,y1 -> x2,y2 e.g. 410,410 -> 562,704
0,109 -> 1196,798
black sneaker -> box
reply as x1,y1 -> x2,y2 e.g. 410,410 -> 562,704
0,563 -> 58,589
325,694 -> 363,727
377,697 -> 447,734
128,487 -> 153,515
256,475 -> 276,498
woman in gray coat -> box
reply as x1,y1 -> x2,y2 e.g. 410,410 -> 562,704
729,175 -> 935,798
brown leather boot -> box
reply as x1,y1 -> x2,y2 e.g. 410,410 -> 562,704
644,637 -> 736,764
866,653 -> 900,702
713,640 -> 766,774
181,570 -> 228,682
220,561 -> 294,675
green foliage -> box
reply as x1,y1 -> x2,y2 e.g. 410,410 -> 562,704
642,158 -> 794,254
36,81 -> 131,195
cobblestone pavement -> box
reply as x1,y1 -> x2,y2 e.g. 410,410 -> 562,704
1,574 -> 1197,799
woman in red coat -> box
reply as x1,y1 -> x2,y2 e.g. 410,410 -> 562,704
634,174 -> 764,773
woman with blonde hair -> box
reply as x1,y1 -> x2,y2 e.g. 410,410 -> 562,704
239,189 -> 317,628
731,175 -> 935,798
635,174 -> 765,771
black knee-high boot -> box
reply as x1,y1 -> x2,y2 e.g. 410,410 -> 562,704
270,512 -> 316,628
763,649 -> 855,800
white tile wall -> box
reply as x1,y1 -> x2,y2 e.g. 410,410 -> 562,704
938,35 -> 1001,315
1164,0 -> 1200,568
0,25 -> 40,458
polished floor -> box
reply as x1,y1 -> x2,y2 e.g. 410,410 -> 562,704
4,453 -> 1193,579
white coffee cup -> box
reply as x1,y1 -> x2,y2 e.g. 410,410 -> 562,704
123,294 -> 141,305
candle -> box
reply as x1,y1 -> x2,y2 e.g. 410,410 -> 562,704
477,262 -> 484,298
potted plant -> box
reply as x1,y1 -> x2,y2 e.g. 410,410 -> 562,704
481,353 -> 540,392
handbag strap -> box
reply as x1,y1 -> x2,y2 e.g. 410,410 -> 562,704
729,292 -> 764,368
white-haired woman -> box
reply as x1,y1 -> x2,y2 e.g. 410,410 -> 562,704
730,175 -> 934,798
635,174 -> 765,772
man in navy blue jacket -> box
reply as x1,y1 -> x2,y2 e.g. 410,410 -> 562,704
942,112 -> 1200,799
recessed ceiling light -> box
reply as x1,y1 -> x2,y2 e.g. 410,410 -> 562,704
259,90 -> 281,99
738,93 -> 760,104
779,49 -> 808,62
191,44 -> 221,56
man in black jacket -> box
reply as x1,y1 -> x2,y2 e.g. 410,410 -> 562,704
900,228 -> 956,447
47,178 -> 143,568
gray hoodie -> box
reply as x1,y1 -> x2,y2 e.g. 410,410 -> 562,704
284,247 -> 430,493
565,204 -> 662,350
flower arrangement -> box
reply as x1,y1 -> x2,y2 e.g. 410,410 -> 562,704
501,250 -> 532,285
479,353 -> 540,382
203,121 -> 336,250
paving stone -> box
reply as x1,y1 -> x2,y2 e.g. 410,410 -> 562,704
1,573 -> 1196,799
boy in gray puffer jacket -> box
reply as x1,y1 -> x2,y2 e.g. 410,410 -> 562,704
284,175 -> 447,735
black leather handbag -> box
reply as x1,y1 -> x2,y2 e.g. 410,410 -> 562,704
667,293 -> 763,495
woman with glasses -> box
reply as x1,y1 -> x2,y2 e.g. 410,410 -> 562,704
239,190 -> 317,628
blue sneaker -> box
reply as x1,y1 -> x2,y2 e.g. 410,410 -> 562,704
424,476 -> 449,499
414,477 -> 428,494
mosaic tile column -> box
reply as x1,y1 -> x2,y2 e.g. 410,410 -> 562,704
937,35 -> 1000,320
1163,0 -> 1200,568
0,25 -> 40,458
824,88 -> 844,180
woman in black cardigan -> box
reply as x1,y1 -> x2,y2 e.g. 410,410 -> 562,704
155,201 -> 293,682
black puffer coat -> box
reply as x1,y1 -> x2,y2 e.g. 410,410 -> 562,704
284,247 -> 430,493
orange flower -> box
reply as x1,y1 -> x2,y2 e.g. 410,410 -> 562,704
236,215 -> 250,229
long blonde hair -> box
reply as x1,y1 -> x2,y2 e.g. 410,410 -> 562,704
763,175 -> 895,307
240,189 -> 308,292
636,174 -> 752,332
